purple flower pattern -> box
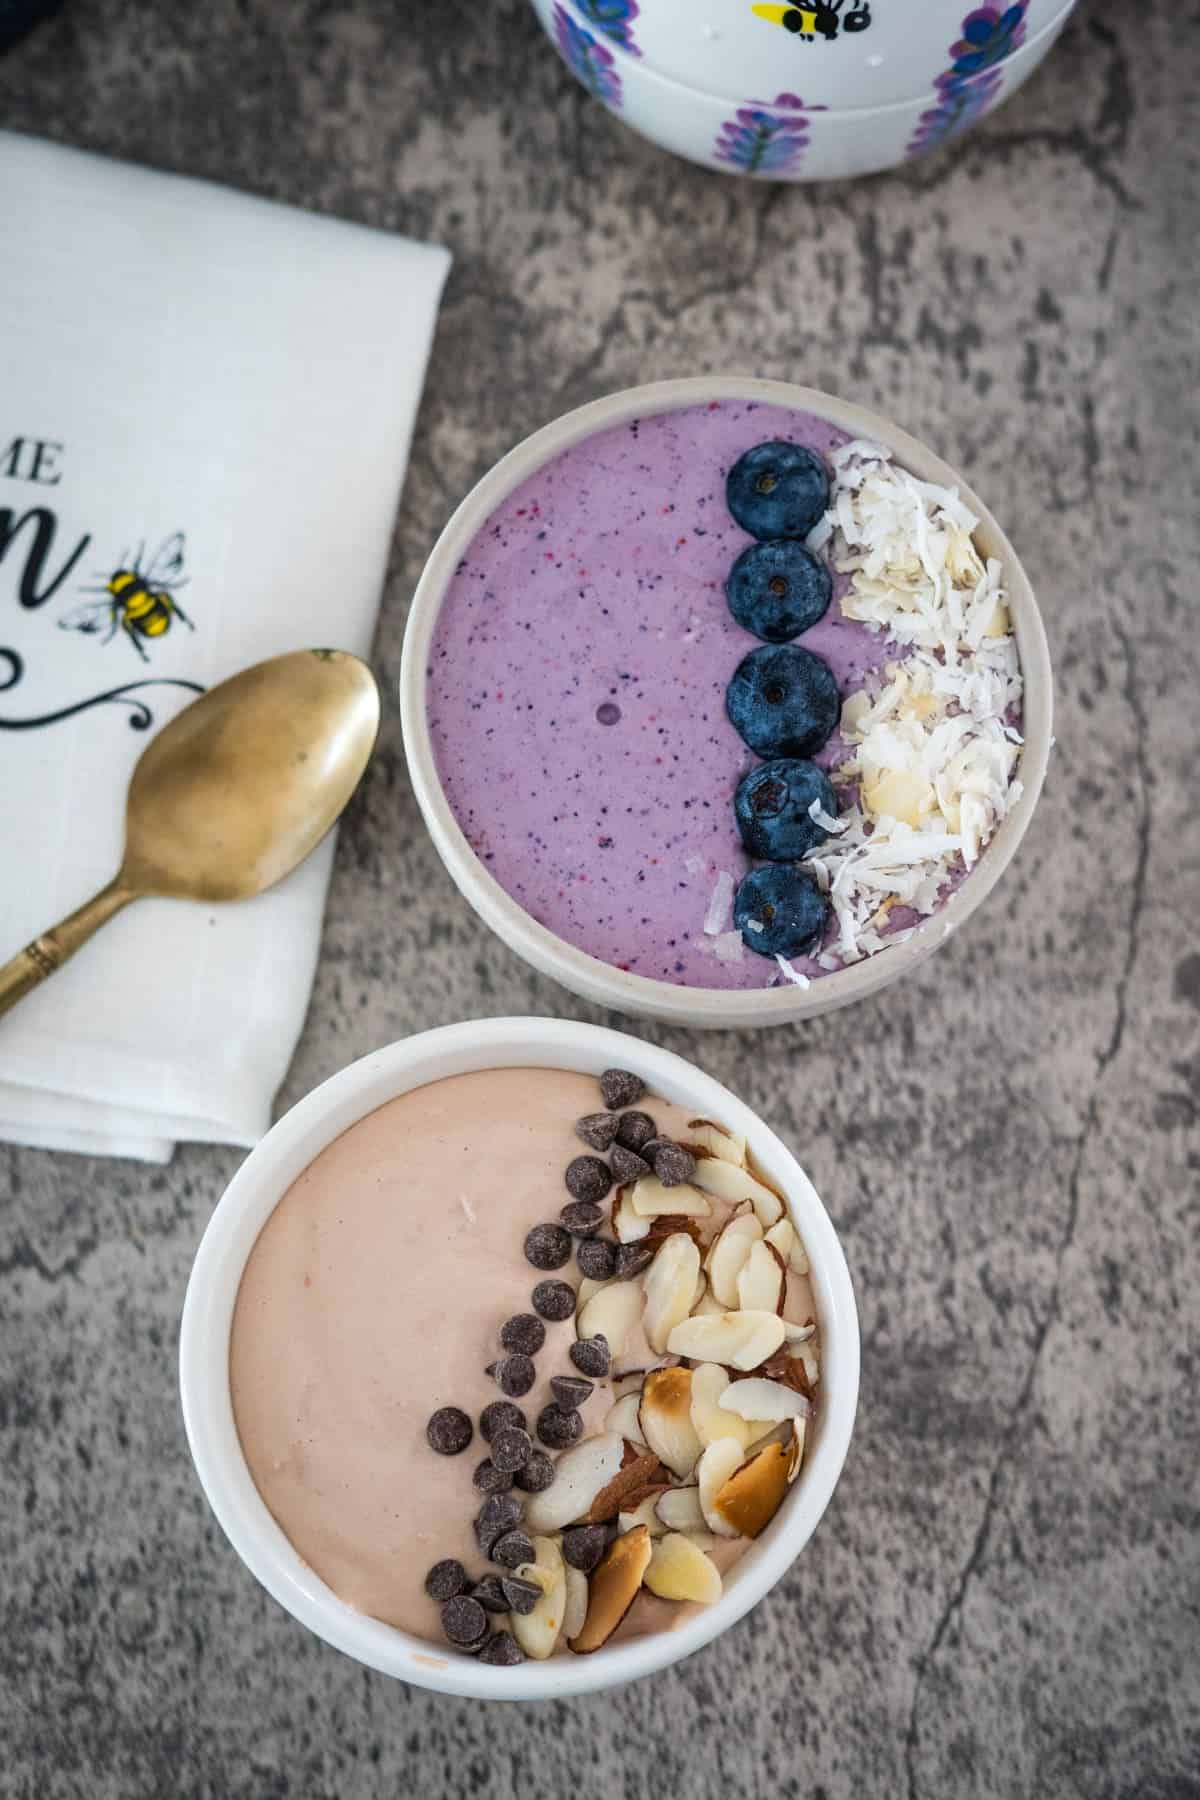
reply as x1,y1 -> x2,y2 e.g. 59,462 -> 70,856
908,3 -> 1029,159
714,92 -> 828,177
553,3 -> 623,107
574,0 -> 641,56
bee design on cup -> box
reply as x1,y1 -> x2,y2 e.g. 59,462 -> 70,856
751,1 -> 872,40
59,533 -> 194,662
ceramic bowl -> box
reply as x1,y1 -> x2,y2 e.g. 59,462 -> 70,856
531,0 -> 1077,181
179,1016 -> 860,1700
399,377 -> 1053,1030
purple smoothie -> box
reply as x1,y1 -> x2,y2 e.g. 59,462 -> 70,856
425,400 -> 894,990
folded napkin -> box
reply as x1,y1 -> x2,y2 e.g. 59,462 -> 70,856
0,132 -> 450,1162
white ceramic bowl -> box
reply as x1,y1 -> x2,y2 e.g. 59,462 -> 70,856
531,0 -> 1077,181
399,377 -> 1053,1030
180,1017 -> 859,1700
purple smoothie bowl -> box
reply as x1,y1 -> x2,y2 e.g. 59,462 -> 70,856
399,377 -> 1052,1029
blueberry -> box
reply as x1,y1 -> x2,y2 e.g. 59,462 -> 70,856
726,441 -> 830,541
725,540 -> 832,643
734,759 -> 839,863
733,865 -> 828,960
726,645 -> 840,759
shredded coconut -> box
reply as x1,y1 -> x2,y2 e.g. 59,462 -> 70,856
774,955 -> 810,988
703,869 -> 736,937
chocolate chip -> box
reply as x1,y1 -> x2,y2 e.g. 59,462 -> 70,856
479,1400 -> 526,1442
424,1558 -> 468,1602
575,1111 -> 621,1152
490,1528 -> 535,1570
576,1237 -> 617,1281
474,1492 -> 524,1555
550,1374 -> 593,1409
426,1406 -> 473,1456
564,1156 -> 613,1205
500,1574 -> 542,1616
651,1139 -> 696,1187
513,1449 -> 556,1493
489,1354 -> 537,1398
610,1144 -> 651,1183
569,1334 -> 611,1378
560,1198 -> 604,1235
616,1110 -> 657,1152
499,1313 -> 546,1356
491,1427 -> 534,1474
613,1242 -> 655,1280
471,1575 -> 509,1614
600,1068 -> 646,1110
561,1524 -> 608,1573
472,1457 -> 513,1495
478,1630 -> 526,1665
524,1222 -> 572,1271
536,1403 -> 584,1449
531,1278 -> 576,1321
441,1595 -> 488,1648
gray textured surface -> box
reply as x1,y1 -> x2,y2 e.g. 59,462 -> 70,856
2,2 -> 1198,1795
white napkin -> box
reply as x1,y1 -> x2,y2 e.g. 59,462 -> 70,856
0,131 -> 450,1162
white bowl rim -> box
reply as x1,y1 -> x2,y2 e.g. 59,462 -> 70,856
399,376 -> 1053,1029
179,1016 -> 860,1701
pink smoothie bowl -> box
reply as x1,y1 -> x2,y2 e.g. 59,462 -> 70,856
399,378 -> 1053,1030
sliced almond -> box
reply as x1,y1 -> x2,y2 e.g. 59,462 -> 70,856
768,1216 -> 809,1274
525,1432 -> 626,1533
568,1525 -> 653,1654
688,1361 -> 756,1451
736,1239 -> 787,1314
654,1485 -> 706,1533
630,1175 -> 712,1220
576,1276 -> 607,1310
684,1528 -> 718,1555
681,1118 -> 747,1166
782,1318 -> 816,1344
793,1337 -> 820,1390
713,1441 -> 789,1538
577,1279 -> 645,1360
697,1438 -> 746,1537
638,1366 -> 703,1479
586,1449 -> 668,1523
561,1562 -> 589,1643
511,1535 -> 566,1660
691,1269 -> 708,1311
612,1183 -> 652,1244
643,1532 -> 723,1606
642,1232 -> 701,1355
705,1208 -> 763,1308
693,1288 -> 726,1317
612,1369 -> 653,1400
689,1156 -> 784,1229
667,1308 -> 786,1371
719,1376 -> 812,1424
786,1416 -> 806,1484
604,1392 -> 646,1444
618,1489 -> 669,1536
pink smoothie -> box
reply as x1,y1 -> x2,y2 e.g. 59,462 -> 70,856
426,400 -> 893,989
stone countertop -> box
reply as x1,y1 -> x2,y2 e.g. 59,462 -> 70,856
1,4 -> 1197,1796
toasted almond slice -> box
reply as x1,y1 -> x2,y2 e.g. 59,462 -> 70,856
743,1417 -> 796,1454
644,1532 -> 723,1605
786,1416 -> 806,1484
511,1535 -> 566,1660
705,1208 -> 763,1308
525,1432 -> 626,1533
562,1562 -> 589,1643
667,1309 -> 786,1371
783,1318 -> 816,1344
682,1118 -> 747,1166
568,1525 -> 653,1654
794,1338 -> 820,1389
736,1239 -> 787,1314
638,1366 -> 703,1479
697,1438 -> 746,1537
693,1288 -> 725,1317
630,1175 -> 712,1220
764,1218 -> 795,1264
612,1369 -> 652,1399
586,1449 -> 668,1523
719,1377 -> 812,1424
688,1361 -> 756,1451
713,1441 -> 789,1538
612,1183 -> 652,1244
689,1156 -> 784,1229
604,1392 -> 646,1443
654,1485 -> 706,1533
642,1233 -> 701,1355
684,1528 -> 718,1555
618,1489 -> 669,1536
691,1270 -> 708,1311
577,1280 -> 645,1360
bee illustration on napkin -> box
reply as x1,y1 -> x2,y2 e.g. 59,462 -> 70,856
751,1 -> 872,40
59,532 -> 194,661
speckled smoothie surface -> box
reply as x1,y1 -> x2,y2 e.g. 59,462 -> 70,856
426,400 -> 896,989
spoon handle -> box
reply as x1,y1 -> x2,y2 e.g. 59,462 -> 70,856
0,880 -> 134,1019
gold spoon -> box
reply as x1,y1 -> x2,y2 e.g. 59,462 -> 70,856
0,648 -> 380,1019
